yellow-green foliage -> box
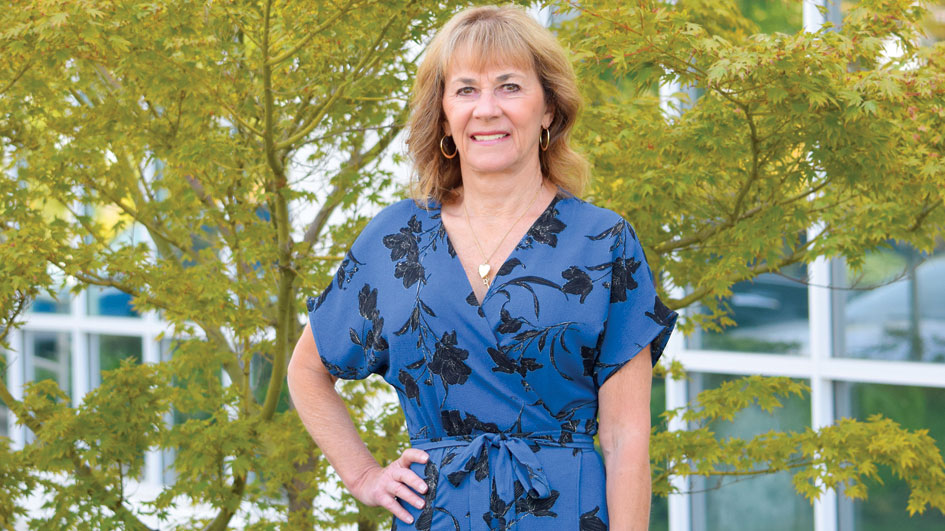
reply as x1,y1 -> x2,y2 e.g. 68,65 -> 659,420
556,0 -> 945,334
651,375 -> 945,515
1,0 -> 943,529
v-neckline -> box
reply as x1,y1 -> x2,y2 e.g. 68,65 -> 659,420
431,191 -> 564,309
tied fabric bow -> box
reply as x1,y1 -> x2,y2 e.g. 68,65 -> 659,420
438,432 -> 552,502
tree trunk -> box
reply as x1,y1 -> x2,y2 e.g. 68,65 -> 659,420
286,453 -> 319,524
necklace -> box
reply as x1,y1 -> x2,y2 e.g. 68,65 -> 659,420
462,181 -> 544,288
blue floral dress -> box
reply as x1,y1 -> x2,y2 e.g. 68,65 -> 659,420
306,191 -> 678,530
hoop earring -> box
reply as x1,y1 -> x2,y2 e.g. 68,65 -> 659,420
539,127 -> 550,151
440,135 -> 457,159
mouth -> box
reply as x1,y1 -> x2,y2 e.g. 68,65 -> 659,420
471,133 -> 510,141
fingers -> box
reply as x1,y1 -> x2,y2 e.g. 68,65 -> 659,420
366,449 -> 431,525
392,480 -> 426,510
381,494 -> 417,525
398,448 -> 430,466
393,466 -> 428,498
387,450 -> 431,524
393,449 -> 429,495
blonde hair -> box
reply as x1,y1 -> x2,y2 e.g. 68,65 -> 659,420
406,5 -> 589,206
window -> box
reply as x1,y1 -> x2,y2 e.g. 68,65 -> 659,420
652,376 -> 669,531
688,373 -> 813,531
29,290 -> 70,314
688,233 -> 810,356
26,331 -> 71,399
835,382 -> 945,530
0,351 -> 8,438
837,242 -> 945,363
87,286 -> 139,318
90,334 -> 143,388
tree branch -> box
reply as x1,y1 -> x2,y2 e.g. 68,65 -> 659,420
265,0 -> 361,67
261,0 -> 283,180
201,474 -> 247,531
298,109 -> 407,257
654,173 -> 835,256
212,91 -> 266,138
62,267 -> 245,390
0,378 -> 154,530
259,0 -> 293,422
77,171 -> 198,265
0,292 -> 29,350
1,59 -> 34,96
276,4 -> 409,151
730,110 -> 761,219
667,223 -> 829,310
907,197 -> 941,233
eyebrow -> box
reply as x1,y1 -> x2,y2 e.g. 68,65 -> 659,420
451,73 -> 523,85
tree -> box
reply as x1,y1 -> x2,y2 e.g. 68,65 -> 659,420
555,0 -> 945,516
0,0 -> 515,528
0,0 -> 943,530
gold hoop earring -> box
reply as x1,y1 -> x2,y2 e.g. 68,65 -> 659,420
440,135 -> 457,159
539,127 -> 550,151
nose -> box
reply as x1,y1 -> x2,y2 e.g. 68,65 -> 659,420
472,90 -> 500,120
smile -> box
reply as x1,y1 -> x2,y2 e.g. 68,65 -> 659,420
471,133 -> 510,141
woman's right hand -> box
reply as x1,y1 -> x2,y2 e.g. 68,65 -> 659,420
350,448 -> 431,525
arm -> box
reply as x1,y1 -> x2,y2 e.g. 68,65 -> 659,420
598,344 -> 653,531
287,320 -> 429,525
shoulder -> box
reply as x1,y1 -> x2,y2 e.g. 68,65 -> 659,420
562,195 -> 625,224
558,195 -> 637,243
368,197 -> 424,226
354,198 -> 428,240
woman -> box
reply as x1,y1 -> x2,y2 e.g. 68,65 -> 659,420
287,5 -> 677,530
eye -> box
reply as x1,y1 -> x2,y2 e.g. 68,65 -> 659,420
456,86 -> 476,96
499,83 -> 520,92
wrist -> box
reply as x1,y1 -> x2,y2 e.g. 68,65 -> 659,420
346,460 -> 382,495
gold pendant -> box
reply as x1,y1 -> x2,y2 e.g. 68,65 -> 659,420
478,263 -> 491,279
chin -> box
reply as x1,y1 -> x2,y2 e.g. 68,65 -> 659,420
471,166 -> 516,176
465,158 -> 520,175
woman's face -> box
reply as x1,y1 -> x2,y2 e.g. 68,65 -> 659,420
441,59 -> 552,178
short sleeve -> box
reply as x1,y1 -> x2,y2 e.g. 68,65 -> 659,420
306,230 -> 390,380
595,219 -> 678,388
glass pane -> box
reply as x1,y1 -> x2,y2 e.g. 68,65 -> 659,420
735,0 -> 803,34
922,2 -> 945,45
689,373 -> 813,531
835,382 -> 945,530
250,353 -> 291,414
651,377 -> 668,531
28,331 -> 71,399
87,285 -> 138,317
838,241 -> 945,362
92,334 -> 142,386
688,259 -> 810,355
0,352 -> 7,438
29,290 -> 70,314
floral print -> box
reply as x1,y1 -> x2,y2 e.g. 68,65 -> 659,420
308,191 -> 678,529
430,331 -> 472,387
383,215 -> 426,288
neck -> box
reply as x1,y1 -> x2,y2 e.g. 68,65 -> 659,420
455,159 -> 546,218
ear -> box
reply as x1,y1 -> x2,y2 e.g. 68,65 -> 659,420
441,120 -> 452,137
542,105 -> 554,129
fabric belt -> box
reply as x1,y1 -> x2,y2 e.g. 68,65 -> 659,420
410,432 -> 595,502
